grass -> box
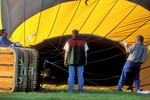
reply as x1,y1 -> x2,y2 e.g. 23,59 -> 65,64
0,89 -> 150,100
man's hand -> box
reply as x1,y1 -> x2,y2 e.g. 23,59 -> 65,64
85,52 -> 88,66
85,61 -> 87,66
123,41 -> 129,53
64,60 -> 68,67
64,51 -> 68,67
9,44 -> 15,48
123,41 -> 129,46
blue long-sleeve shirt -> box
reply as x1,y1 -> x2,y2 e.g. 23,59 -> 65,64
0,36 -> 14,46
127,43 -> 147,63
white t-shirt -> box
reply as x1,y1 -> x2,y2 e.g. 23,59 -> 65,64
63,42 -> 89,52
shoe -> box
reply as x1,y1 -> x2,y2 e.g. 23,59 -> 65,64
115,89 -> 122,91
78,89 -> 84,93
137,89 -> 143,91
137,89 -> 143,92
68,90 -> 74,93
137,89 -> 150,94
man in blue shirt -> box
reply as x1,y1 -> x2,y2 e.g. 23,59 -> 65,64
0,29 -> 21,47
0,29 -> 14,46
116,35 -> 147,92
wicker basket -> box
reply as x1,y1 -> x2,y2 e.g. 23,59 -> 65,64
0,47 -> 39,92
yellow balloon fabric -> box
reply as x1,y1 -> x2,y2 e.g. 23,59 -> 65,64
1,0 -> 150,90
10,0 -> 150,46
141,45 -> 150,90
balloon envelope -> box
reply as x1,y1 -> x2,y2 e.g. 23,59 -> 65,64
0,0 -> 150,90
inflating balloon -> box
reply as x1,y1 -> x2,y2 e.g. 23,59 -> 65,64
0,0 -> 150,91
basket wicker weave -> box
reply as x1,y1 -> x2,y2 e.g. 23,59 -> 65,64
0,47 -> 39,92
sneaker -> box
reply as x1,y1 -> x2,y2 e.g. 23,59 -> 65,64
78,89 -> 84,93
68,90 -> 74,93
137,89 -> 143,91
137,89 -> 150,94
115,89 -> 122,91
136,89 -> 143,93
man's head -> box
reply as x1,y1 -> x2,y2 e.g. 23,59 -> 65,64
0,29 -> 7,37
72,29 -> 79,37
135,35 -> 144,43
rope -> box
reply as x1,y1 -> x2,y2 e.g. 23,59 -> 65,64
88,46 -> 118,55
44,60 -> 68,72
46,40 -> 64,57
84,71 -> 119,77
43,59 -> 122,85
49,52 -> 62,59
44,60 -> 100,86
51,45 -> 118,59
86,76 -> 119,81
43,45 -> 122,64
46,46 -> 117,58
40,49 -> 62,54
41,44 -> 119,59
48,0 -> 82,58
88,52 -> 124,64
41,49 -> 63,59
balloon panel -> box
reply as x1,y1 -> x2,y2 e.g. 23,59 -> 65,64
6,0 -> 150,46
0,0 -> 150,89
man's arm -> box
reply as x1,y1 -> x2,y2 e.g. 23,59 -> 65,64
0,37 -> 6,45
125,45 -> 129,53
63,42 -> 69,67
84,42 -> 88,66
0,37 -> 14,46
85,52 -> 87,66
64,51 -> 68,67
123,41 -> 129,53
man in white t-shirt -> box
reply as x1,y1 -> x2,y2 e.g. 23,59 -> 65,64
63,29 -> 89,93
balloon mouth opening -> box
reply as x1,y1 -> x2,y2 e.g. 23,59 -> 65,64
33,34 -> 127,86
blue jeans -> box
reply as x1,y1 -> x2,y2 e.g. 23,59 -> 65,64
117,61 -> 140,91
68,65 -> 84,92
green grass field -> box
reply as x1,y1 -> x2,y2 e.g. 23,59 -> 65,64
0,89 -> 150,100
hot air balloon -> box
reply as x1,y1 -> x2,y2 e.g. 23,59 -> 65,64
0,0 -> 150,92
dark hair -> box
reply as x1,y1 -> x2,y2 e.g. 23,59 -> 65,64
72,29 -> 79,35
136,35 -> 144,42
0,29 -> 6,34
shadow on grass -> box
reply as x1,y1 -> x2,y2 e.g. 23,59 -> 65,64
37,88 -> 139,96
